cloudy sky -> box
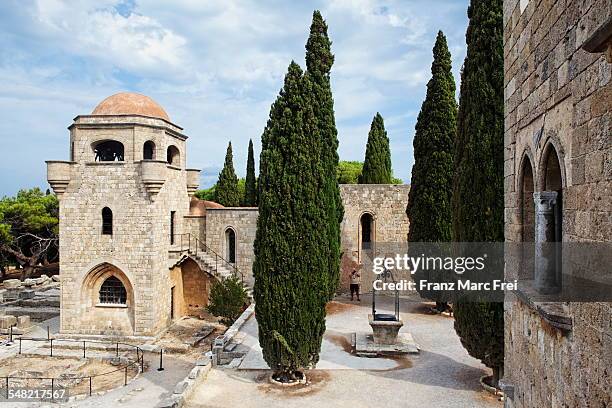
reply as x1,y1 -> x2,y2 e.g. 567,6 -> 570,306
0,0 -> 469,195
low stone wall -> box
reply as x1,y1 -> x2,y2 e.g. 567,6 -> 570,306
159,358 -> 212,408
504,298 -> 610,407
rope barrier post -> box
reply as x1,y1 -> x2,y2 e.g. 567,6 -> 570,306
47,325 -> 50,340
116,342 -> 119,357
140,350 -> 144,372
51,378 -> 54,401
5,377 -> 8,400
18,338 -> 21,354
124,366 -> 128,386
8,326 -> 12,343
83,341 -> 86,359
89,376 -> 92,396
50,338 -> 53,357
157,348 -> 164,371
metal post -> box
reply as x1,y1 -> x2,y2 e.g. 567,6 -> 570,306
8,326 -> 12,343
50,339 -> 53,357
5,377 -> 8,399
18,338 -> 21,354
51,378 -> 54,401
47,325 -> 50,340
157,349 -> 164,371
140,350 -> 144,372
124,366 -> 128,386
83,341 -> 86,359
116,342 -> 119,357
89,377 -> 92,396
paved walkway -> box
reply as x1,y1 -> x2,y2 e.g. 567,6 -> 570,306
0,318 -> 193,408
186,295 -> 503,408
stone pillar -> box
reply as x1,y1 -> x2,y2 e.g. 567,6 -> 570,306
533,191 -> 561,294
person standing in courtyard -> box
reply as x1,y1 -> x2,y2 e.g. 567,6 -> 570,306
350,267 -> 361,301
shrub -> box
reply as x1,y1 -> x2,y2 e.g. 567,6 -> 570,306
206,276 -> 248,326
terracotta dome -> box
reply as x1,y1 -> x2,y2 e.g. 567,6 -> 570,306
92,92 -> 170,121
189,197 -> 225,216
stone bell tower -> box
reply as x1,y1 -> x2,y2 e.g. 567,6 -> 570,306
47,92 -> 200,340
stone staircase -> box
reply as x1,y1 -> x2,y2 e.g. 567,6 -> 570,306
184,250 -> 253,300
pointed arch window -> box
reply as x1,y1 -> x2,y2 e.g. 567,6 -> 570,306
102,207 -> 113,235
99,276 -> 127,304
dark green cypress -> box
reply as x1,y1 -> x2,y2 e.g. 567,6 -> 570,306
452,0 -> 504,385
406,32 -> 457,309
253,62 -> 328,379
305,10 -> 342,299
359,113 -> 392,184
215,142 -> 240,207
243,139 -> 257,206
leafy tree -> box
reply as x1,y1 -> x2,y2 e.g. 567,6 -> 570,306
452,0 -> 505,386
194,185 -> 216,201
196,179 -> 245,204
337,161 -> 363,184
206,275 -> 248,326
254,62 -> 328,381
305,10 -> 342,299
359,113 -> 392,184
243,139 -> 257,206
406,31 -> 457,311
0,188 -> 59,279
337,160 -> 402,184
214,142 -> 240,207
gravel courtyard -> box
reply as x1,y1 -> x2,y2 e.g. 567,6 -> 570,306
185,295 -> 503,408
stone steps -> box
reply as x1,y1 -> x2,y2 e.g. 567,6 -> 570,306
186,251 -> 253,300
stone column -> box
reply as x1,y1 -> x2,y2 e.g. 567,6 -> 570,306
533,191 -> 561,294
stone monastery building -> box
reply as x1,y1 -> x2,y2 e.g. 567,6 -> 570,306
46,92 -> 409,340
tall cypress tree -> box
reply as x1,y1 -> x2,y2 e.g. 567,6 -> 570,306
359,113 -> 392,184
452,0 -> 504,385
305,10 -> 342,299
406,32 -> 457,310
253,62 -> 328,380
215,142 -> 240,207
243,139 -> 257,206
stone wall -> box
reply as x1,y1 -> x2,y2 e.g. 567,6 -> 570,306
204,208 -> 258,286
200,185 -> 411,292
503,0 -> 611,406
169,258 -> 211,319
339,184 -> 410,292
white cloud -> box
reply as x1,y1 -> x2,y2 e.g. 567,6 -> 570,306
31,0 -> 189,77
0,0 -> 469,193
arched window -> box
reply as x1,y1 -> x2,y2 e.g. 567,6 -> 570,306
99,276 -> 127,304
102,207 -> 113,235
167,145 -> 180,166
520,156 -> 535,242
543,145 -> 563,242
544,147 -> 562,192
143,141 -> 155,160
361,213 -> 374,250
225,228 -> 236,264
93,140 -> 124,162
